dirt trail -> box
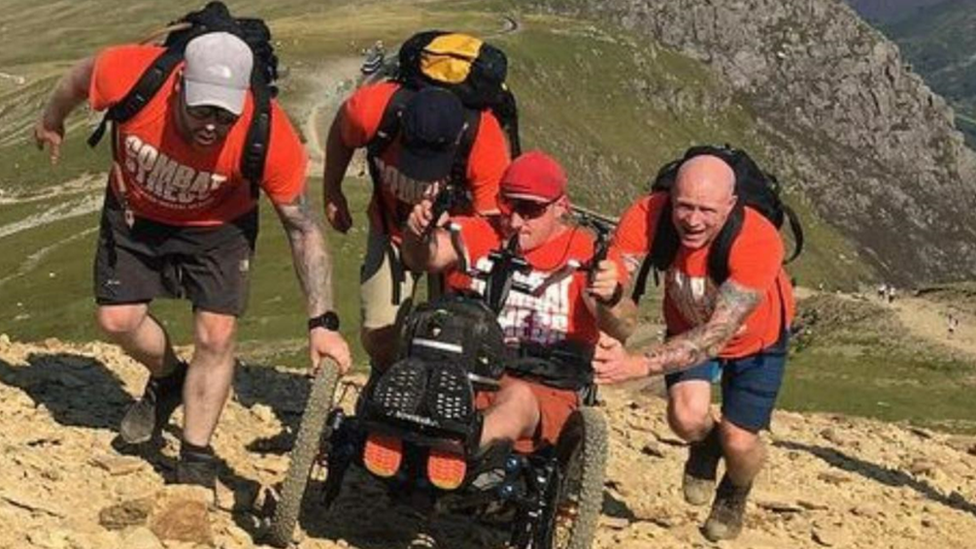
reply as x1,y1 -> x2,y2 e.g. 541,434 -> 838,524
796,286 -> 976,359
1,336 -> 975,549
888,296 -> 976,356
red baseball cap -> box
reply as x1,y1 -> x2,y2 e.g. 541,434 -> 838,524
500,150 -> 567,202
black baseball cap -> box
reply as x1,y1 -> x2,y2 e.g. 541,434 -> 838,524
399,87 -> 466,182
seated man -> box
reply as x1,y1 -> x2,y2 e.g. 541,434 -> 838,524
371,150 -> 636,490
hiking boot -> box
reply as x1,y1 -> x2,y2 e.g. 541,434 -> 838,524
702,474 -> 752,541
119,361 -> 188,444
427,448 -> 466,491
682,427 -> 722,506
176,443 -> 218,491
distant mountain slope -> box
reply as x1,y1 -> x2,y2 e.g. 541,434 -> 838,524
846,0 -> 946,23
881,0 -> 976,147
535,0 -> 976,285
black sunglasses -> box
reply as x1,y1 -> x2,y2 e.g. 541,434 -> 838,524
499,195 -> 560,219
186,104 -> 239,125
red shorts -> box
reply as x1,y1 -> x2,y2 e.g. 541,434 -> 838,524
476,375 -> 579,453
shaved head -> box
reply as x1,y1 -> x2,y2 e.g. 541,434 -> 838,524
674,155 -> 736,201
670,154 -> 738,249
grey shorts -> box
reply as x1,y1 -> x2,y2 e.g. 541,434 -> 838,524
94,190 -> 258,316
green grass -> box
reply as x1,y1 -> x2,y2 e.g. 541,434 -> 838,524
778,190 -> 875,291
780,350 -> 976,433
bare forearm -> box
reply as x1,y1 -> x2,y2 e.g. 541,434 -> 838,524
323,112 -> 355,195
644,280 -> 762,374
277,195 -> 335,315
401,230 -> 435,273
596,297 -> 638,342
288,225 -> 335,315
43,57 -> 94,126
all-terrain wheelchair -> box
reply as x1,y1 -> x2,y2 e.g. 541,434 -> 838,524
268,209 -> 617,549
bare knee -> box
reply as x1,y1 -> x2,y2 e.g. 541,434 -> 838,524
667,383 -> 713,441
95,305 -> 147,337
193,313 -> 237,357
496,381 -> 538,416
483,381 -> 540,441
719,421 -> 760,458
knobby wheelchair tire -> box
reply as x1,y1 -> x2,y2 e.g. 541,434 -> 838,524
267,360 -> 340,548
548,407 -> 608,549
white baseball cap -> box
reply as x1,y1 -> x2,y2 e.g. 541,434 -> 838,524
183,32 -> 253,115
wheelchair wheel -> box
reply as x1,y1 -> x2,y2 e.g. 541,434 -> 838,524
541,407 -> 608,549
267,360 -> 340,548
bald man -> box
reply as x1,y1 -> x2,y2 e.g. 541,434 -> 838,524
594,152 -> 794,541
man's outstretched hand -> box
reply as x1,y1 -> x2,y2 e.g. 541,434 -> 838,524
324,189 -> 353,234
593,335 -> 655,384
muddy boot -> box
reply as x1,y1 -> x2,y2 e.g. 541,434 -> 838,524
682,427 -> 722,506
176,442 -> 218,491
119,361 -> 188,444
702,474 -> 752,541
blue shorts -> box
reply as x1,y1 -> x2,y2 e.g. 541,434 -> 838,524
664,333 -> 789,432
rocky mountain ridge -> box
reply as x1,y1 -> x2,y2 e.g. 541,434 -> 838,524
535,0 -> 976,285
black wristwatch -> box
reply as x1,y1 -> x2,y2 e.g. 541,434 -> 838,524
308,311 -> 340,332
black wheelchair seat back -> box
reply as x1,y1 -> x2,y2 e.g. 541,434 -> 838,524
399,291 -> 511,388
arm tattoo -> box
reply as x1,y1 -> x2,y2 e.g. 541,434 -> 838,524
648,279 -> 762,374
275,192 -> 335,315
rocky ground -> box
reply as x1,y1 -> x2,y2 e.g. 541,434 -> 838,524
1,333 -> 976,549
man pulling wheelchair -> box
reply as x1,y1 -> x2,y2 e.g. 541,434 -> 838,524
390,150 -> 637,490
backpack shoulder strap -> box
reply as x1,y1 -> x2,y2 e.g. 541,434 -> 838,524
87,48 -> 183,148
450,108 -> 481,187
366,85 -> 414,160
706,205 -> 745,286
782,203 -> 803,263
241,78 -> 272,198
493,87 -> 520,158
632,194 -> 678,303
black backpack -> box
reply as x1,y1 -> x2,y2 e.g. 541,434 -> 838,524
87,1 -> 278,197
366,30 -> 522,193
632,144 -> 803,303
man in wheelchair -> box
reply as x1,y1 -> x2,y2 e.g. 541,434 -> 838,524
379,150 -> 638,491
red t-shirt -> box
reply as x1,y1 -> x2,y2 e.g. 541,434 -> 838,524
612,193 -> 795,358
339,82 -> 510,241
444,217 -> 626,347
88,44 -> 307,226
